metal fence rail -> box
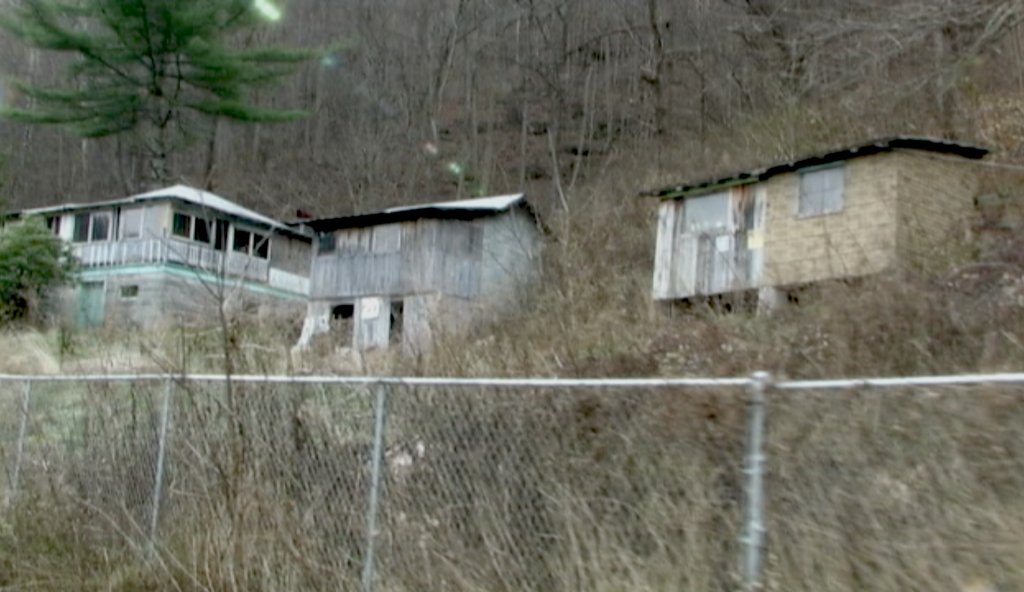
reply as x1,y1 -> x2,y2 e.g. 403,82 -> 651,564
2,371 -> 1023,592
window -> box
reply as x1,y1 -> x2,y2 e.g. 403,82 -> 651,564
193,218 -> 211,243
172,212 -> 192,238
253,233 -> 270,259
798,165 -> 845,217
72,212 -> 111,243
319,231 -> 336,254
214,220 -> 229,251
683,192 -> 730,234
73,213 -> 91,242
91,213 -> 111,241
120,285 -> 139,299
120,208 -> 144,239
232,229 -> 251,253
46,216 -> 61,237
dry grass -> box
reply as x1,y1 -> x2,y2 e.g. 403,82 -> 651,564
4,142 -> 1024,591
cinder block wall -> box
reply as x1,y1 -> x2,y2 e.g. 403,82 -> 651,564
894,151 -> 979,274
762,153 -> 901,286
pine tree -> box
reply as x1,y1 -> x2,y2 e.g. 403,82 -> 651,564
0,0 -> 313,188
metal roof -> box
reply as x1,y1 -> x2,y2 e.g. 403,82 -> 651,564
15,184 -> 308,237
300,193 -> 540,232
641,136 -> 990,199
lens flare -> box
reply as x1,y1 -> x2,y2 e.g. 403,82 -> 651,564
253,0 -> 282,21
446,162 -> 464,176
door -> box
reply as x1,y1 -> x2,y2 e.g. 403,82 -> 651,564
680,191 -> 735,295
76,281 -> 106,327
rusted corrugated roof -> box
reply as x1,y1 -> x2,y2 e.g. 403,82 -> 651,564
640,136 -> 990,199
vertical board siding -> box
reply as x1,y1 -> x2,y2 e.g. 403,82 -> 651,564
310,217 -> 491,300
652,201 -> 678,299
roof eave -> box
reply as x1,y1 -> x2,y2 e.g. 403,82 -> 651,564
640,135 -> 991,200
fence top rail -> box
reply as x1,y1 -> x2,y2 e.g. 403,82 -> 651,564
0,373 -> 750,387
2,372 -> 1024,388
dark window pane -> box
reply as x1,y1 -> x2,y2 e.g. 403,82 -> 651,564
73,214 -> 90,242
194,219 -> 211,243
253,233 -> 269,259
172,213 -> 191,238
46,216 -> 61,236
91,214 -> 110,241
214,220 -> 229,251
233,229 -> 251,253
319,232 -> 336,254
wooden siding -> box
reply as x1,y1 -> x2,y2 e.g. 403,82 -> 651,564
653,186 -> 765,300
311,218 -> 485,299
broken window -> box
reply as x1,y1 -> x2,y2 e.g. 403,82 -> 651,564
798,165 -> 845,217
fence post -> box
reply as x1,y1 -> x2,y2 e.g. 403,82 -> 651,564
741,371 -> 770,592
149,378 -> 173,550
363,382 -> 389,592
10,380 -> 32,501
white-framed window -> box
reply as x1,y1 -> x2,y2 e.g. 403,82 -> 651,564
72,211 -> 112,243
798,165 -> 845,217
172,212 -> 216,244
120,285 -> 139,299
230,228 -> 270,259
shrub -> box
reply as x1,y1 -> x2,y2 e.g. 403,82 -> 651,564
0,216 -> 77,324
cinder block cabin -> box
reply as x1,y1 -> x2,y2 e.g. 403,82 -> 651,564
641,136 -> 989,306
10,185 -> 312,327
294,194 -> 545,355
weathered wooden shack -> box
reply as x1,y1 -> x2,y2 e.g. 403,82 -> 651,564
641,136 -> 989,308
10,184 -> 312,327
294,194 -> 544,354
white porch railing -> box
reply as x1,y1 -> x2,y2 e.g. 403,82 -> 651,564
72,239 -> 278,286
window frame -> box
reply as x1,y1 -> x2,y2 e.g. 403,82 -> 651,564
318,231 -> 337,255
72,211 -> 113,243
797,163 -> 846,218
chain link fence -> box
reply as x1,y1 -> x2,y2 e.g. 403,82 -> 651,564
1,372 -> 1023,592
